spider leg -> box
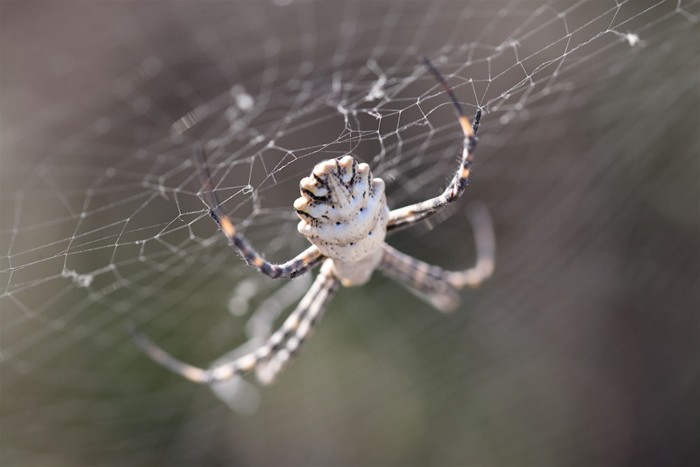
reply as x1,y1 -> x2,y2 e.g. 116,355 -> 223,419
444,203 -> 495,288
195,145 -> 324,279
255,264 -> 338,384
127,260 -> 339,385
388,58 -> 481,232
379,244 -> 460,312
379,204 -> 495,312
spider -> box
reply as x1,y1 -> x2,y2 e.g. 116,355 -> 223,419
129,58 -> 495,385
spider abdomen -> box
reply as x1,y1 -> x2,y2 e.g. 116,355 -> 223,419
294,155 -> 389,283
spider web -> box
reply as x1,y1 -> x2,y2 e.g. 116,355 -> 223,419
1,1 -> 699,465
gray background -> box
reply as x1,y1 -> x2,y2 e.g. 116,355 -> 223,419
1,1 -> 699,466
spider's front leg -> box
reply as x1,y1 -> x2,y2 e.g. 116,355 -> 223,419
195,145 -> 324,279
388,58 -> 481,232
128,261 -> 339,384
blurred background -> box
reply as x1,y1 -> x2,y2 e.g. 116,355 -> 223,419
1,1 -> 699,466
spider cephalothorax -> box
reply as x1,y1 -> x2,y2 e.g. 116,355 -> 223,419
294,155 -> 389,285
129,59 -> 495,386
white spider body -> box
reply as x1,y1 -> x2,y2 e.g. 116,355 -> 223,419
294,155 -> 389,286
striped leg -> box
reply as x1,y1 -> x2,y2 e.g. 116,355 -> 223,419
196,145 -> 324,279
255,262 -> 339,384
379,204 -> 495,312
379,244 -> 460,312
388,58 -> 481,232
127,260 -> 339,384
443,203 -> 495,289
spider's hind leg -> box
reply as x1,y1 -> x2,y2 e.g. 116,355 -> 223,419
254,262 -> 339,384
379,245 -> 460,312
379,203 -> 495,312
445,203 -> 495,289
127,261 -> 339,385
